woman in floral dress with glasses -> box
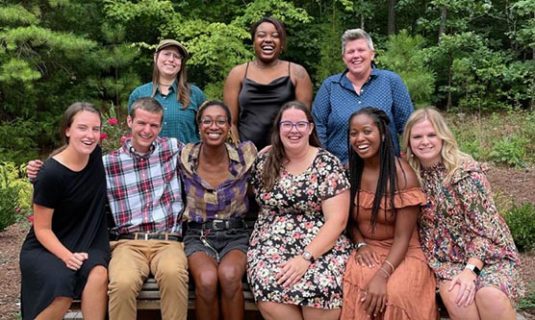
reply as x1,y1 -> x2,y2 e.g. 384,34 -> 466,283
247,101 -> 351,320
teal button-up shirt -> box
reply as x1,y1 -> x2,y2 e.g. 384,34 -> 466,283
128,81 -> 206,143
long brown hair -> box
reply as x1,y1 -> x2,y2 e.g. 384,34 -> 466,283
262,101 -> 320,190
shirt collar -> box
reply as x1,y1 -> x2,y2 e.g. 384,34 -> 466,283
181,142 -> 241,176
156,80 -> 177,95
122,137 -> 159,159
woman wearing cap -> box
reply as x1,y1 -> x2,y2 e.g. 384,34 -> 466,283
224,17 -> 313,150
128,39 -> 206,143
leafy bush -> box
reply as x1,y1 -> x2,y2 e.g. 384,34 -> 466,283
518,284 -> 535,310
489,136 -> 527,167
0,162 -> 32,231
0,119 -> 41,165
100,104 -> 129,154
504,203 -> 535,252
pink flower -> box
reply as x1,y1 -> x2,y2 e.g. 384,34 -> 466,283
27,215 -> 34,223
107,118 -> 119,126
100,132 -> 108,141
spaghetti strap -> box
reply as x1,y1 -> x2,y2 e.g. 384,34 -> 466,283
243,62 -> 250,80
287,61 -> 291,75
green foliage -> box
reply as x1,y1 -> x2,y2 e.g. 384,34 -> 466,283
377,30 -> 435,107
489,136 -> 527,167
0,162 -> 33,231
446,110 -> 534,166
504,203 -> 535,252
0,119 -> 41,165
518,286 -> 535,310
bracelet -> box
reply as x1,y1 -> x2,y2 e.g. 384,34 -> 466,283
384,260 -> 395,273
379,267 -> 391,279
356,242 -> 367,250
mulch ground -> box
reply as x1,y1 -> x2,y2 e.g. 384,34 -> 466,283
1,165 -> 534,319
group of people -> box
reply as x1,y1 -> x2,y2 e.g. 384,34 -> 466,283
21,16 -> 523,320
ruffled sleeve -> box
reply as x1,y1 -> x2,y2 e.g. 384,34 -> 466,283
451,160 -> 518,265
356,187 -> 426,210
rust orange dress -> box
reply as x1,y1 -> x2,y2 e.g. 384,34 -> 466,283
341,188 -> 437,320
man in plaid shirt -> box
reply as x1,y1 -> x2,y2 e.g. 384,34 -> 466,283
103,97 -> 188,320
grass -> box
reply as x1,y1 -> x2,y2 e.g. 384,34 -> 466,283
446,110 -> 535,167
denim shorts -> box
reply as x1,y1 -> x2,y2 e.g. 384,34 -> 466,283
184,225 -> 249,262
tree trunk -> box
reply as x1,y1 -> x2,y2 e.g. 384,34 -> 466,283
388,0 -> 396,35
438,6 -> 447,43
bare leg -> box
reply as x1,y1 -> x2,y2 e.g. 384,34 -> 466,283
35,297 -> 72,320
475,287 -> 516,320
81,265 -> 108,320
257,301 -> 304,320
219,250 -> 247,320
302,306 -> 340,320
188,252 -> 219,320
439,280 -> 480,320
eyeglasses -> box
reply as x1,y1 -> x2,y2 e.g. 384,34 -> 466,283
279,121 -> 310,131
200,117 -> 228,127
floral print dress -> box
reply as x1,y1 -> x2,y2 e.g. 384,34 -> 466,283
418,160 -> 524,301
247,149 -> 352,309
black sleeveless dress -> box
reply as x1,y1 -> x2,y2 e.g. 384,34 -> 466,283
238,62 -> 295,150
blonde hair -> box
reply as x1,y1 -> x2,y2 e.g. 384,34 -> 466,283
401,107 -> 472,183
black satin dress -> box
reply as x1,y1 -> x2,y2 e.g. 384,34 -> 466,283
238,62 -> 295,150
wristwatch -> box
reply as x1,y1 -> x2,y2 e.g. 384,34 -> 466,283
302,250 -> 315,263
465,263 -> 481,276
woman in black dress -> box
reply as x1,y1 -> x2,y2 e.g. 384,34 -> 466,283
224,17 -> 313,150
20,102 -> 110,320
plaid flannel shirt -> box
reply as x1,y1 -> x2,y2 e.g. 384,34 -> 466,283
103,137 -> 184,236
179,141 -> 257,223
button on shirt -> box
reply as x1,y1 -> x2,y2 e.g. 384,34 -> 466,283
128,81 -> 206,143
312,68 -> 414,163
103,137 -> 184,236
180,141 -> 257,223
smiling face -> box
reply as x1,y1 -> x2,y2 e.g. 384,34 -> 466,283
199,105 -> 230,147
154,46 -> 182,79
342,38 -> 375,77
127,108 -> 163,153
409,119 -> 443,167
65,110 -> 101,156
349,113 -> 381,160
279,107 -> 313,151
253,22 -> 282,63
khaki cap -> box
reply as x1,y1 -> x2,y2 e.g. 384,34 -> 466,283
155,39 -> 189,59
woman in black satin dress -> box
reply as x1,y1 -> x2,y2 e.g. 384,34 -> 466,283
224,17 -> 313,150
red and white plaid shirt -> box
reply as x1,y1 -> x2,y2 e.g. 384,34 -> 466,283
103,137 -> 184,236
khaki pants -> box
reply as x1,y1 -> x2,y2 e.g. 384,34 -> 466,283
108,240 -> 188,320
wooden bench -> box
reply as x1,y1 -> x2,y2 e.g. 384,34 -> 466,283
64,277 -> 259,319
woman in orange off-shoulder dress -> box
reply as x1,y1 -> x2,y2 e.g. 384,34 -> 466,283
341,107 -> 436,320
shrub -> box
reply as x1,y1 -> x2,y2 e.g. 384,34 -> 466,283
0,162 -> 32,231
504,203 -> 535,252
0,119 -> 41,165
0,185 -> 20,231
489,136 -> 527,167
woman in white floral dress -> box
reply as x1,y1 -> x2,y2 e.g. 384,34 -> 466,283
247,101 -> 352,320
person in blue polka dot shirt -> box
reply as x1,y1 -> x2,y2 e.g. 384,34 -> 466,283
312,28 -> 413,164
